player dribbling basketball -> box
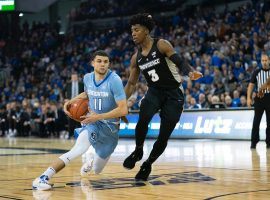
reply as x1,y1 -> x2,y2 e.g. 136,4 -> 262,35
32,50 -> 128,190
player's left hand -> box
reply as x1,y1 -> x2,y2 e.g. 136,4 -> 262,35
80,111 -> 100,124
189,71 -> 203,80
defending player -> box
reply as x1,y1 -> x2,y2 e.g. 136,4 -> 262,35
32,50 -> 128,190
123,13 -> 202,180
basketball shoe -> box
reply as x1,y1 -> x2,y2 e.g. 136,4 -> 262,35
123,148 -> 143,169
32,175 -> 52,191
135,161 -> 152,181
80,153 -> 94,176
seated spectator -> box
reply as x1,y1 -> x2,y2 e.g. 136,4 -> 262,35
240,95 -> 247,107
200,69 -> 214,85
209,95 -> 226,109
189,97 -> 201,109
198,93 -> 209,108
224,95 -> 232,107
232,90 -> 241,107
214,81 -> 226,95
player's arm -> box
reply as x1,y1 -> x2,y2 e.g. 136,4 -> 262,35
247,83 -> 255,107
81,99 -> 128,124
157,39 -> 202,80
63,92 -> 88,118
125,53 -> 140,99
70,92 -> 88,101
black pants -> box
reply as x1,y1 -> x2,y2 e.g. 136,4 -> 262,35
135,87 -> 184,163
251,94 -> 270,145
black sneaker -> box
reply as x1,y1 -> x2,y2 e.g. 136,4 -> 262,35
135,161 -> 152,181
250,143 -> 257,149
123,148 -> 143,169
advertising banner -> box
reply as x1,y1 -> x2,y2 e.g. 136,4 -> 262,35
119,109 -> 267,140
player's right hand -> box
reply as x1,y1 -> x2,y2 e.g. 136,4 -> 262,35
63,100 -> 72,118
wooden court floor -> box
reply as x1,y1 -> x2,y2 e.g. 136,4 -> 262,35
0,137 -> 270,200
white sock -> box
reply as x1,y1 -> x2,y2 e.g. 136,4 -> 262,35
41,167 -> 56,179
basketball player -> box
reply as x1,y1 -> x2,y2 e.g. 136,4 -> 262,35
33,50 -> 128,190
123,13 -> 202,180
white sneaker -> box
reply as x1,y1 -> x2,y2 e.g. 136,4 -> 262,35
32,175 -> 52,191
80,157 -> 94,176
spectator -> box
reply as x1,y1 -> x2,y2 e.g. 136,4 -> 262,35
232,90 -> 241,107
0,105 -> 7,136
240,95 -> 247,107
209,95 -> 226,109
63,73 -> 84,138
225,95 -> 232,107
189,97 -> 202,109
198,93 -> 209,108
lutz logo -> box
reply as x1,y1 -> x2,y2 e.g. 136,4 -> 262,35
194,116 -> 233,134
66,171 -> 215,190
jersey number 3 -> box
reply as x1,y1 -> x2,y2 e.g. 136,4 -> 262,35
148,69 -> 159,82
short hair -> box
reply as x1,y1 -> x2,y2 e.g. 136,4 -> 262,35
261,53 -> 269,58
91,50 -> 110,60
130,13 -> 155,32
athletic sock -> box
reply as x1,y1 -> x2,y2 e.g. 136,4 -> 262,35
41,167 -> 56,179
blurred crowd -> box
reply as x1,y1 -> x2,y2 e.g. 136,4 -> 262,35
0,1 -> 270,137
68,0 -> 182,21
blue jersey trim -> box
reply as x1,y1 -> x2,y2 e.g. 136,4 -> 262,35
93,70 -> 112,87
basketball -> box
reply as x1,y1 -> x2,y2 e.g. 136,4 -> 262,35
68,99 -> 89,122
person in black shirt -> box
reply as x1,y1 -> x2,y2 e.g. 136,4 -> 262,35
123,13 -> 202,180
0,105 -> 8,136
64,73 -> 84,139
247,54 -> 270,149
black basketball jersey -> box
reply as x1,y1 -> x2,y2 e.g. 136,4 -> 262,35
136,39 -> 181,89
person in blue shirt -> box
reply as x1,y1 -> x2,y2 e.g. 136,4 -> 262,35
32,50 -> 128,191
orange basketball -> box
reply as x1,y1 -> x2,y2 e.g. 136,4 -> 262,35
68,99 -> 89,122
